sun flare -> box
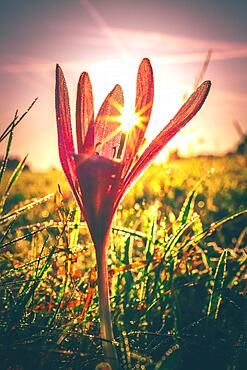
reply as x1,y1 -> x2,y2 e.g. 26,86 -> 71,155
117,106 -> 141,132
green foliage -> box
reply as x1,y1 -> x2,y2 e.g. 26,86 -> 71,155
0,111 -> 247,369
207,249 -> 227,319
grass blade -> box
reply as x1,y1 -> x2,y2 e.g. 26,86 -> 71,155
0,226 -> 46,250
0,154 -> 28,212
0,193 -> 54,224
4,155 -> 28,196
207,249 -> 228,319
0,98 -> 37,143
177,189 -> 197,225
69,206 -> 81,248
190,209 -> 247,245
0,128 -> 13,184
165,215 -> 199,257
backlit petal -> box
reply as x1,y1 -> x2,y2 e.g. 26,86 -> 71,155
95,84 -> 124,159
117,80 -> 211,206
55,64 -> 84,210
122,58 -> 154,174
76,72 -> 94,154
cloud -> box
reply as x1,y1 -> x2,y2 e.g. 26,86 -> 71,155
1,25 -> 247,75
114,27 -> 247,50
153,48 -> 247,65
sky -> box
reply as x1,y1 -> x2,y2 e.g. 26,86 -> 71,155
0,0 -> 247,171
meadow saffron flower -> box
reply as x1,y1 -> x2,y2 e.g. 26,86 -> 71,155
55,58 -> 211,368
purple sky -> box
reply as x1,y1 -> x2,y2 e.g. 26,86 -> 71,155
0,0 -> 247,170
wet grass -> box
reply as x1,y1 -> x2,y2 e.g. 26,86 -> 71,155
0,110 -> 246,369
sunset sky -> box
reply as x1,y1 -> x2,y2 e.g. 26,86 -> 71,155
0,0 -> 247,171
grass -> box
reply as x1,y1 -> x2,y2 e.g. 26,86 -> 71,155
0,110 -> 246,369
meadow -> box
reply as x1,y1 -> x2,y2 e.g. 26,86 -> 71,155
0,129 -> 246,370
1,0 -> 247,366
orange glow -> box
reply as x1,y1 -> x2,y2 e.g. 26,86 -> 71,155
117,106 -> 140,132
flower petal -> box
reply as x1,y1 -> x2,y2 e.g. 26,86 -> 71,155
95,84 -> 124,159
55,64 -> 84,210
122,58 -> 154,174
76,72 -> 94,154
117,80 -> 211,206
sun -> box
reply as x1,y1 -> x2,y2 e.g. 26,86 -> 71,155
117,106 -> 141,132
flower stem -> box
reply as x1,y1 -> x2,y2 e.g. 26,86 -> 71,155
96,242 -> 120,369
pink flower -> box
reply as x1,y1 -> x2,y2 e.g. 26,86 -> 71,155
55,58 -> 211,251
55,58 -> 210,367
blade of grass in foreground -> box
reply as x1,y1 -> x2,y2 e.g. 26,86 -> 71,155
140,206 -> 158,301
69,206 -> 81,248
114,235 -> 135,308
13,245 -> 56,318
0,127 -> 14,184
207,249 -> 228,319
177,168 -> 215,228
0,98 -> 37,143
0,193 -> 54,224
177,189 -> 197,226
0,154 -> 28,212
155,343 -> 181,370
0,226 -> 46,250
189,208 -> 247,245
164,215 -> 199,257
113,225 -> 147,240
6,245 -> 56,329
0,110 -> 18,143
